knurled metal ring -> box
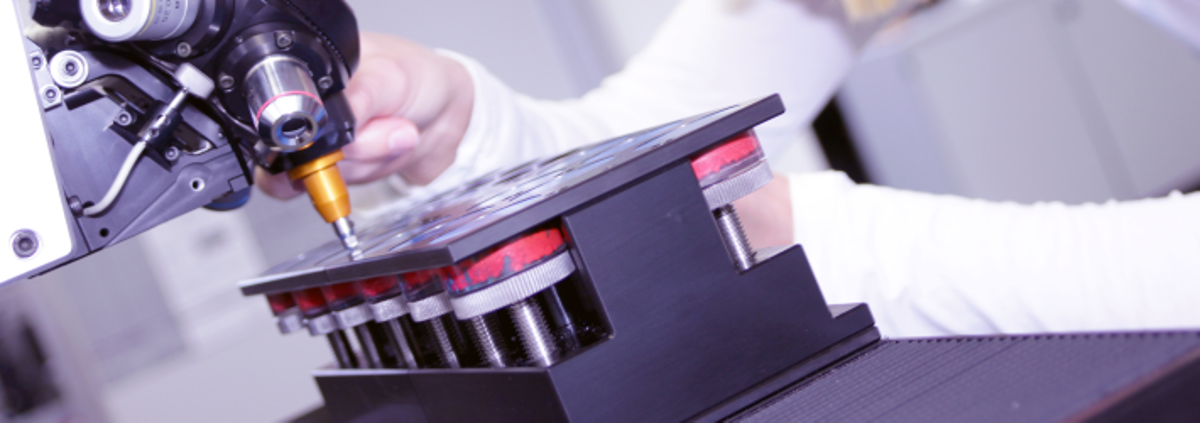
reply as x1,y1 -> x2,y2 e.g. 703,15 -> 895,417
306,313 -> 337,336
275,308 -> 303,334
408,291 -> 452,322
333,303 -> 373,329
702,160 -> 773,210
370,295 -> 409,322
450,251 -> 576,320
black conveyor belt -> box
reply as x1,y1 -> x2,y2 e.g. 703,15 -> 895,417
734,332 -> 1200,422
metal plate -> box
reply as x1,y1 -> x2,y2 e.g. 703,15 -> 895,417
0,5 -> 75,286
240,96 -> 783,296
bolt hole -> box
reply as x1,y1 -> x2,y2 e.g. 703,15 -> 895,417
99,228 -> 109,237
190,178 -> 205,192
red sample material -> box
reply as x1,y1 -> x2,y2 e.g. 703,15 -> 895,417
447,227 -> 566,294
690,131 -> 761,181
360,275 -> 402,300
266,292 -> 296,316
295,287 -> 329,316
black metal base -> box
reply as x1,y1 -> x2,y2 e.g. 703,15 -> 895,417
313,161 -> 876,422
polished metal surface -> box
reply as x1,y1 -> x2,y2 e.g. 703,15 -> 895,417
332,303 -> 372,330
408,292 -> 453,323
306,313 -> 338,336
82,0 -> 201,42
353,324 -> 384,369
715,204 -> 756,271
326,330 -> 358,369
332,217 -> 360,253
508,298 -> 557,367
48,51 -> 87,88
426,317 -> 461,369
275,308 -> 303,334
370,296 -> 409,322
466,315 -> 510,368
384,319 -> 420,369
244,55 -> 326,152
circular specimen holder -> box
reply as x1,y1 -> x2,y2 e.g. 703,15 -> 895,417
693,130 -> 773,210
445,227 -> 576,367
266,292 -> 304,335
691,131 -> 772,271
446,228 -> 575,320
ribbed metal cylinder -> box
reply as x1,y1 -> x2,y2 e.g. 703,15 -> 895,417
427,317 -> 461,369
326,330 -> 358,369
353,324 -> 384,369
385,319 -> 420,369
467,315 -> 510,368
509,298 -> 558,367
715,204 -> 756,271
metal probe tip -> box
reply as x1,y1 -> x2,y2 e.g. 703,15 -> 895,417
332,217 -> 362,257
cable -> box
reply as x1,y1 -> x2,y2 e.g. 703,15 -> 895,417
83,140 -> 147,216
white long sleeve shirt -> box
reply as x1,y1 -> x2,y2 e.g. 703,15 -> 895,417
431,0 -> 1200,337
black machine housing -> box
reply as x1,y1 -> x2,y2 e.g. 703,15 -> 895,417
22,0 -> 359,269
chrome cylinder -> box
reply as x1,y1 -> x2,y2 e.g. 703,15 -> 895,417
384,319 -> 420,369
426,317 -> 461,369
82,0 -> 202,42
244,56 -> 327,152
715,204 -> 756,271
509,298 -> 558,367
466,315 -> 510,368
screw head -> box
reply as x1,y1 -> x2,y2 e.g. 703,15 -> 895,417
30,53 -> 43,70
115,110 -> 133,126
218,74 -> 235,90
275,31 -> 294,49
317,75 -> 333,91
68,196 -> 83,215
175,41 -> 193,57
165,146 -> 180,161
11,230 -> 38,258
43,86 -> 58,100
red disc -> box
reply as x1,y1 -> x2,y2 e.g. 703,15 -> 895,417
359,275 -> 401,300
294,288 -> 328,315
447,227 -> 566,294
266,292 -> 296,316
690,131 -> 761,181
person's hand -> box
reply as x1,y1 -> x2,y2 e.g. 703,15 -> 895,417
257,32 -> 475,199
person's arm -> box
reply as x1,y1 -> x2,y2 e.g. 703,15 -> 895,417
426,0 -> 887,192
784,171 -> 1200,338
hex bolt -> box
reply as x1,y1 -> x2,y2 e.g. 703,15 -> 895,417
275,31 -> 294,49
164,146 -> 180,161
115,111 -> 133,126
317,76 -> 333,91
218,74 -> 235,91
30,53 -> 43,70
12,230 -> 38,258
175,41 -> 193,58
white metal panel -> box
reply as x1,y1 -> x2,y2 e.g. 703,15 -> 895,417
911,1 -> 1116,203
0,0 -> 74,285
1064,0 -> 1200,196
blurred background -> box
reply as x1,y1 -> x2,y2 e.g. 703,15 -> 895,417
2,0 -> 1199,421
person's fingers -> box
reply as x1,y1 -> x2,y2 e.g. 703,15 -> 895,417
342,117 -> 420,162
255,168 -> 305,200
344,55 -> 411,124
